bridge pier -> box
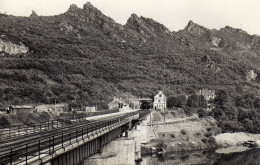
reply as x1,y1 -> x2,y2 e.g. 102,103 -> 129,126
128,121 -> 132,130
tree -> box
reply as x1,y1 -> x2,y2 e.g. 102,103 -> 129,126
222,105 -> 238,121
187,94 -> 199,108
198,95 -> 207,108
167,95 -> 186,108
197,108 -> 208,118
214,90 -> 228,106
254,98 -> 260,109
0,116 -> 10,128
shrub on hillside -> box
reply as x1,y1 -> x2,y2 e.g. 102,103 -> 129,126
187,94 -> 199,108
0,116 -> 10,128
254,98 -> 260,109
167,95 -> 187,108
186,94 -> 207,108
214,90 -> 228,106
197,108 -> 208,118
183,107 -> 196,116
180,129 -> 187,135
39,112 -> 51,121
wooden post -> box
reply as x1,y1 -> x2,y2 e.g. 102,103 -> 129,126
10,148 -> 12,165
39,140 -> 41,159
26,144 -> 28,164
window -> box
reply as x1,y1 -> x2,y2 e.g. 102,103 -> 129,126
159,94 -> 162,97
158,100 -> 160,103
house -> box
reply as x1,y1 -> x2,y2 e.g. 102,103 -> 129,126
153,91 -> 167,110
0,105 -> 6,114
0,105 -> 5,111
35,103 -> 68,112
6,105 -> 35,114
197,89 -> 216,101
108,97 -> 130,112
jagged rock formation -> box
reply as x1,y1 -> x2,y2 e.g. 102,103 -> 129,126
30,10 -> 38,17
0,2 -> 259,107
184,21 -> 209,37
126,14 -> 171,38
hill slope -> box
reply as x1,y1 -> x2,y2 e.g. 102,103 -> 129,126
0,3 -> 259,108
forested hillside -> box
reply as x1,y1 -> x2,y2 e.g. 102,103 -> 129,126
0,2 -> 259,110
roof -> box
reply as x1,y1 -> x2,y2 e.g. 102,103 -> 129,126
9,105 -> 34,109
198,89 -> 215,96
36,103 -> 67,109
138,98 -> 153,101
108,98 -> 128,105
154,91 -> 166,98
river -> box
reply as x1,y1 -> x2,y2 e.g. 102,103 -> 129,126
82,117 -> 260,165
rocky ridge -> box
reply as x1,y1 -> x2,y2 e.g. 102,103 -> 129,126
0,2 -> 259,107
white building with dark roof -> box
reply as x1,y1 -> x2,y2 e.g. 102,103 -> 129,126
153,91 -> 166,110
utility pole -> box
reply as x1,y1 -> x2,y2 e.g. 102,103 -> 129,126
164,58 -> 169,124
54,99 -> 56,112
150,110 -> 152,126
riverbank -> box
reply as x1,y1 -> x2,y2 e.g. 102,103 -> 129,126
141,110 -> 260,154
141,111 -> 221,153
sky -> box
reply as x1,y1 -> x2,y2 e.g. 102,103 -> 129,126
1,0 -> 260,35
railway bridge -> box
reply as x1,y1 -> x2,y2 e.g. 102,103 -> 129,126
0,110 -> 150,165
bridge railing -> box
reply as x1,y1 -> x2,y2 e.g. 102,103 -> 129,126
0,110 -> 121,143
0,120 -> 65,142
0,111 -> 140,165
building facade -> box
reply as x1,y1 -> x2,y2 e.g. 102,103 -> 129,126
153,91 -> 166,110
197,89 -> 216,101
108,97 -> 130,111
6,105 -> 35,114
84,106 -> 96,112
35,103 -> 68,112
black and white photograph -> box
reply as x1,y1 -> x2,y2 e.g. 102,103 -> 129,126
0,0 -> 260,164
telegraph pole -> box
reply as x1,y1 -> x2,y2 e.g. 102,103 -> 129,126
54,99 -> 56,111
164,58 -> 169,124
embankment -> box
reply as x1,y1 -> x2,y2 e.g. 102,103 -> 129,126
141,110 -> 221,153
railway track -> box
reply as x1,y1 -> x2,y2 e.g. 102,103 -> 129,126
0,110 -> 143,165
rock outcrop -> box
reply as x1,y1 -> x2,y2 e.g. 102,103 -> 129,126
246,70 -> 257,81
0,39 -> 29,55
184,20 -> 209,37
125,14 -> 171,38
210,37 -> 222,47
30,10 -> 38,17
221,26 -> 248,35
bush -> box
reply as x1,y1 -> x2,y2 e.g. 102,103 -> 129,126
195,132 -> 201,137
197,108 -> 208,118
167,95 -> 187,108
204,132 -> 212,138
254,98 -> 260,109
180,129 -> 187,135
0,116 -> 10,128
183,106 -> 196,116
39,112 -> 51,121
214,90 -> 228,106
187,94 -> 199,108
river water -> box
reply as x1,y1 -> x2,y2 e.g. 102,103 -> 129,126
83,117 -> 260,165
